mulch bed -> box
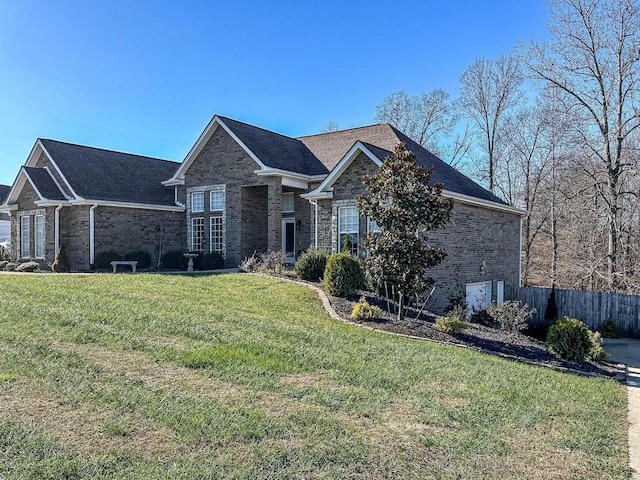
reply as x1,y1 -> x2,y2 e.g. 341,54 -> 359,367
324,288 -> 621,379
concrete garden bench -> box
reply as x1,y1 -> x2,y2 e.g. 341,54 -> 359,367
110,260 -> 138,273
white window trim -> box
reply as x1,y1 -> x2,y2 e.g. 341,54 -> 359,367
20,216 -> 30,259
282,192 -> 295,214
191,217 -> 205,252
210,190 -> 224,212
34,215 -> 45,259
338,206 -> 359,256
210,216 -> 225,255
191,192 -> 205,213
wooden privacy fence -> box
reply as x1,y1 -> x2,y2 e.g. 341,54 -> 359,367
514,287 -> 640,338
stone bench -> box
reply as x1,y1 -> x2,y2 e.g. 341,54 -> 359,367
111,260 -> 138,273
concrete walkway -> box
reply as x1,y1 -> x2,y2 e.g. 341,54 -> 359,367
603,338 -> 640,479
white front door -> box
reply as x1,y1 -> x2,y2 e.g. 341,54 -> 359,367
282,218 -> 295,262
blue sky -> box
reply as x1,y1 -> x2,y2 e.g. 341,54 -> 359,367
0,0 -> 549,186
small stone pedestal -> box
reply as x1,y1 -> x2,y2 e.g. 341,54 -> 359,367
184,253 -> 198,272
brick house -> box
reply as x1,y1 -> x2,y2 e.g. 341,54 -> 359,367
1,115 -> 523,313
0,140 -> 185,270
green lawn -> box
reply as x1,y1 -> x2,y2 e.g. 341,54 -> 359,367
0,273 -> 630,479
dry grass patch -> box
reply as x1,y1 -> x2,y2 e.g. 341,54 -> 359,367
280,370 -> 348,391
0,380 -> 178,458
53,342 -> 245,402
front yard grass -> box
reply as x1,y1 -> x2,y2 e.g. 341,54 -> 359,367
0,273 -> 630,479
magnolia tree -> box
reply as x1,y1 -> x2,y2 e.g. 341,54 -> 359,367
357,143 -> 453,321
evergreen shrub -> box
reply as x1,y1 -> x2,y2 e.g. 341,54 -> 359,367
161,251 -> 188,270
546,317 -> 606,362
94,251 -> 122,269
597,319 -> 623,338
199,252 -> 224,270
351,296 -> 382,320
323,252 -> 365,297
124,250 -> 152,269
295,248 -> 329,281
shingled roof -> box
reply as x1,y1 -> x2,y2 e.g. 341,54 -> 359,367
0,185 -> 9,204
22,167 -> 67,201
218,116 -> 328,176
39,139 -> 180,206
298,124 -> 505,205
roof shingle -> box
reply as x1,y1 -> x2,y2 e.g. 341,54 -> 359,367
39,139 -> 179,206
0,184 -> 9,204
23,167 -> 67,201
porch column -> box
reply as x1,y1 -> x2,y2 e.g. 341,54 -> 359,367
267,179 -> 282,252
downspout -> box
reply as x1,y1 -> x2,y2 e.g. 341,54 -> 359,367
54,204 -> 62,254
89,204 -> 98,265
311,200 -> 318,248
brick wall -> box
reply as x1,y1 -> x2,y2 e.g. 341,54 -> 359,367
59,205 -> 91,270
318,149 -> 522,315
241,185 -> 268,260
11,182 -> 52,266
178,125 -> 318,265
94,206 -> 184,267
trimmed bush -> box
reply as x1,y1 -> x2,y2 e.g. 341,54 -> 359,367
470,308 -> 498,327
161,251 -> 188,270
434,315 -> 468,334
124,250 -> 152,269
295,248 -> 329,281
486,300 -> 535,334
51,246 -> 70,273
94,251 -> 122,270
199,252 -> 224,270
546,317 -> 603,362
15,261 -> 39,272
351,297 -> 382,320
323,252 -> 365,297
598,319 -> 623,339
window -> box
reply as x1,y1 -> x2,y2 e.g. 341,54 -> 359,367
191,192 -> 204,213
210,217 -> 224,254
34,215 -> 45,258
367,218 -> 381,236
338,206 -> 359,256
20,216 -> 30,258
210,190 -> 224,212
192,218 -> 205,252
282,192 -> 294,214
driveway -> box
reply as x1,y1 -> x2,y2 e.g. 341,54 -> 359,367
603,338 -> 640,479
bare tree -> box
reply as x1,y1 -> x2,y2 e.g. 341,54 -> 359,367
320,120 -> 340,133
520,0 -> 640,290
459,54 -> 525,194
374,89 -> 459,155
